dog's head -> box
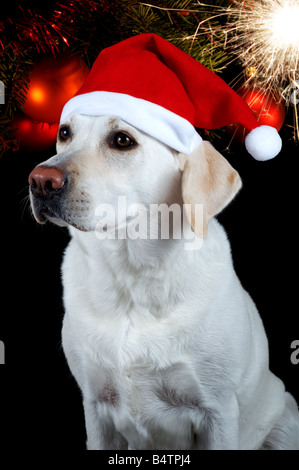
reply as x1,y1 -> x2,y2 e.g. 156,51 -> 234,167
29,114 -> 241,238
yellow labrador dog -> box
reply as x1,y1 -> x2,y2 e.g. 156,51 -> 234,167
29,114 -> 299,450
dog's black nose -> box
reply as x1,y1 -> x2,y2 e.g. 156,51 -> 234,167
29,165 -> 65,198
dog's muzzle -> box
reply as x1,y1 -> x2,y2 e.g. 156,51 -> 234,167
28,165 -> 67,224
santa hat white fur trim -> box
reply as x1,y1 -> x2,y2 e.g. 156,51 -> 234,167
60,91 -> 202,155
245,125 -> 282,161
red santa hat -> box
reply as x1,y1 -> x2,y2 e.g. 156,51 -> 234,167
60,33 -> 282,161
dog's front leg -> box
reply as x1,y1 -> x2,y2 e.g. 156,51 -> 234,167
193,398 -> 240,450
83,399 -> 128,450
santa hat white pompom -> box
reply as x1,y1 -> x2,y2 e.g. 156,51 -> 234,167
245,125 -> 282,161
61,33 -> 283,161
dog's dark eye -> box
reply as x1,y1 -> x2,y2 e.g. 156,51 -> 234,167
112,132 -> 137,149
59,126 -> 71,141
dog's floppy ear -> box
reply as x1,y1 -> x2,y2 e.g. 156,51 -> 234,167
179,140 -> 242,238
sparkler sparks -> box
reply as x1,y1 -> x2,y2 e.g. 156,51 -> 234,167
224,0 -> 299,88
143,1 -> 299,89
271,2 -> 299,48
142,0 -> 299,138
221,0 -> 299,139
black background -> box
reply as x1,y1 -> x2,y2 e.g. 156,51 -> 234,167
0,0 -> 298,452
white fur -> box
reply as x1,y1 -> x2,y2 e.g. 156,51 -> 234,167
30,115 -> 299,450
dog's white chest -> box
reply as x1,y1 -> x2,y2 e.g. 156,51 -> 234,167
62,299 -> 205,449
94,360 -> 202,450
61,227 -> 238,448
